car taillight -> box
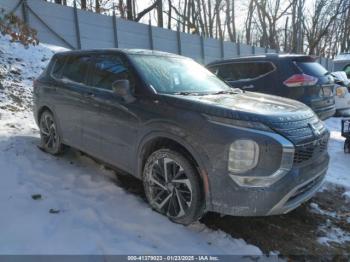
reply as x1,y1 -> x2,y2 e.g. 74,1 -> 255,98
283,74 -> 318,87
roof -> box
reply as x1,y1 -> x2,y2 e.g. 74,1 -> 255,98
54,48 -> 183,58
206,53 -> 314,66
334,53 -> 350,62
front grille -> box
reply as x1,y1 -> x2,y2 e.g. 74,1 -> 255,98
272,115 -> 326,144
293,134 -> 329,164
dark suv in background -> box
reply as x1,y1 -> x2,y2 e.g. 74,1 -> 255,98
207,54 -> 336,120
34,49 -> 329,224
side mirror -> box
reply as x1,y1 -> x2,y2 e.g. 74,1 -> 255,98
112,79 -> 135,103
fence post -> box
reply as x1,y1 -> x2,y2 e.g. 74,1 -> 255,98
112,5 -> 118,48
236,41 -> 240,56
200,35 -> 205,64
21,0 -> 28,24
220,38 -> 224,59
177,26 -> 182,55
73,0 -> 81,50
148,20 -> 154,50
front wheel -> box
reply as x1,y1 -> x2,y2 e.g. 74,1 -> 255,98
39,111 -> 65,155
143,149 -> 204,225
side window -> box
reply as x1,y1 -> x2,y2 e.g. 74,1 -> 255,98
51,56 -> 66,79
61,55 -> 92,84
91,55 -> 135,91
344,64 -> 350,78
217,62 -> 274,81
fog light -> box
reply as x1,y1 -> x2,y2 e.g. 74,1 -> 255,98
228,139 -> 259,173
336,86 -> 347,98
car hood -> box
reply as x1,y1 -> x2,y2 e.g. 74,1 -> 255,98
162,91 -> 316,124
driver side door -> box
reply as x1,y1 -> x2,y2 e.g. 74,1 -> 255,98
86,53 -> 140,172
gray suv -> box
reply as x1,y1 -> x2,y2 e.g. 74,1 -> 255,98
33,49 -> 329,224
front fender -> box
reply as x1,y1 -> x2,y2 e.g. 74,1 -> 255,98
135,123 -> 212,210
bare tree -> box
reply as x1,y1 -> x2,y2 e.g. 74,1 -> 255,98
225,0 -> 236,42
303,0 -> 347,55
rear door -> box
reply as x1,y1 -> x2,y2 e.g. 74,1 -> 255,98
51,54 -> 93,149
84,53 -> 140,172
212,61 -> 276,94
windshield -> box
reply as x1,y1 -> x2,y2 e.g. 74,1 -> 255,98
130,54 -> 232,94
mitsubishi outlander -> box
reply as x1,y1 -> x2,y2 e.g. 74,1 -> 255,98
34,49 -> 329,224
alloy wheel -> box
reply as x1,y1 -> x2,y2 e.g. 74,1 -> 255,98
40,113 -> 59,151
145,157 -> 193,218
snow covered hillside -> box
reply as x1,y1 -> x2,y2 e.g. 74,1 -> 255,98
0,35 -> 349,255
0,36 -> 261,255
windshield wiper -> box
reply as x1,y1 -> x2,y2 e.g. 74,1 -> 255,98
173,91 -> 200,96
211,89 -> 242,95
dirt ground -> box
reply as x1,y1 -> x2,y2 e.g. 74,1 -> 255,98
201,187 -> 350,258
110,164 -> 350,259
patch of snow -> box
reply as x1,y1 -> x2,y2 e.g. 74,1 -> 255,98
324,118 -> 350,197
318,221 -> 350,246
310,203 -> 338,219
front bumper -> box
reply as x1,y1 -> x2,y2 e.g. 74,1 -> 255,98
267,165 -> 326,215
208,151 -> 329,217
313,105 -> 336,120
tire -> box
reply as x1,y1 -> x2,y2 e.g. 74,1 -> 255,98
143,148 -> 204,225
39,111 -> 65,155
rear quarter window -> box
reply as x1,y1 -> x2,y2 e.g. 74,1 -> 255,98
215,62 -> 275,81
296,62 -> 328,77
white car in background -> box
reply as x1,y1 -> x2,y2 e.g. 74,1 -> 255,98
332,71 -> 350,116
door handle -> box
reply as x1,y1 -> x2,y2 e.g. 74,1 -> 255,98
83,92 -> 95,98
242,84 -> 255,89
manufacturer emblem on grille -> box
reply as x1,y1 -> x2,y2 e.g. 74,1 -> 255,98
309,123 -> 321,137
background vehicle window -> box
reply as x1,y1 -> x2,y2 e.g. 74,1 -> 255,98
343,64 -> 350,78
296,62 -> 328,77
61,56 -> 91,84
91,55 -> 134,90
217,62 -> 274,81
51,56 -> 66,78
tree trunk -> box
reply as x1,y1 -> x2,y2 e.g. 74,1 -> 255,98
157,0 -> 163,27
95,0 -> 100,13
167,0 -> 172,29
81,0 -> 86,10
127,0 -> 133,20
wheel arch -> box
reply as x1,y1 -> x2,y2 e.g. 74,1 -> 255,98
136,132 -> 211,209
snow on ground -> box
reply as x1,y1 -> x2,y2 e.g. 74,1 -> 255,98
324,118 -> 350,196
0,36 -> 261,255
0,110 -> 261,255
0,34 -> 350,255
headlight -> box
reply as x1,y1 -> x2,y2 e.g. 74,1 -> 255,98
229,135 -> 295,188
336,86 -> 347,98
228,140 -> 259,173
